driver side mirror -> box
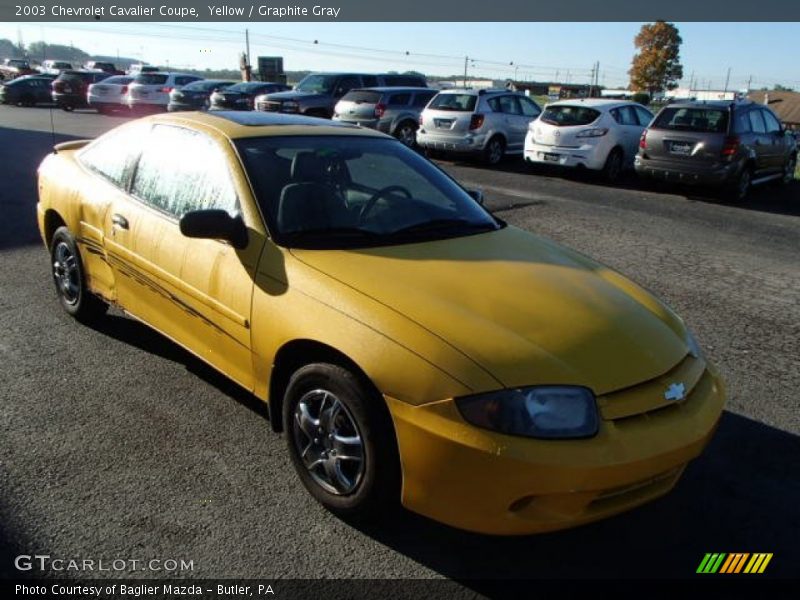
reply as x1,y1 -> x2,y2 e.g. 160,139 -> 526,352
179,209 -> 248,249
467,189 -> 485,206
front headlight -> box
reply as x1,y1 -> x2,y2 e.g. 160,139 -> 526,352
456,386 -> 599,439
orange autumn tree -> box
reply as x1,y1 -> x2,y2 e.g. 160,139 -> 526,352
629,21 -> 684,96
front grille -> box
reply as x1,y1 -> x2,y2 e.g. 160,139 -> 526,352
258,100 -> 281,112
598,354 -> 707,422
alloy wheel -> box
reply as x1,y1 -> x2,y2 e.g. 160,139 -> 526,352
52,241 -> 80,305
292,389 -> 365,495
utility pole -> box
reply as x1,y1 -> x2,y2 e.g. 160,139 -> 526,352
724,67 -> 731,93
464,56 -> 468,87
245,28 -> 251,66
746,74 -> 753,92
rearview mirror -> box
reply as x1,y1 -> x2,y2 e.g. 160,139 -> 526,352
179,209 -> 248,249
466,189 -> 485,205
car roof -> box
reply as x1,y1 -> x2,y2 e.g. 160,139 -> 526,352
146,110 -> 390,140
351,87 -> 432,93
665,100 -> 747,109
547,98 -> 638,108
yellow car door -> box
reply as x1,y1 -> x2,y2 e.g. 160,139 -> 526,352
112,123 -> 264,390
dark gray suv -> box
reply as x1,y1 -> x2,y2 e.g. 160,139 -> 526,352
635,100 -> 797,200
254,72 -> 427,119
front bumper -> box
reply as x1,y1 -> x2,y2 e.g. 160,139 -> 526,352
387,362 -> 726,535
634,156 -> 740,186
417,131 -> 488,153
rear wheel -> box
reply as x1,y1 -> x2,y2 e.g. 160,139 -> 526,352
282,363 -> 400,518
602,148 -> 624,182
61,103 -> 75,112
726,166 -> 752,201
50,227 -> 106,322
483,136 -> 506,166
18,94 -> 35,107
393,121 -> 418,148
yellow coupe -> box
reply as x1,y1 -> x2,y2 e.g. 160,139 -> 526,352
37,111 -> 725,535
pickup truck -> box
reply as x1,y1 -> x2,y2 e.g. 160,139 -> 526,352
0,58 -> 36,81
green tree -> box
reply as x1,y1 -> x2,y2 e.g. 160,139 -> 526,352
773,83 -> 794,92
27,41 -> 89,64
628,21 -> 684,95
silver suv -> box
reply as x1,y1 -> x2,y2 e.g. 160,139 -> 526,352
332,87 -> 437,147
417,89 -> 541,164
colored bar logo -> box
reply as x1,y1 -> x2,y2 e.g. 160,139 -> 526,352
697,553 -> 773,574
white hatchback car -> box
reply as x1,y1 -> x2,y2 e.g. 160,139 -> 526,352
87,75 -> 133,115
524,99 -> 654,181
126,72 -> 202,112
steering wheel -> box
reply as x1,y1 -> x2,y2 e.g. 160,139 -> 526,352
358,185 -> 412,223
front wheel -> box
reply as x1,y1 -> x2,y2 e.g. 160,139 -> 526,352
781,154 -> 797,185
50,227 -> 106,321
283,363 -> 400,518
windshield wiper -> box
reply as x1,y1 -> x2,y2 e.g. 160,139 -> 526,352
283,226 -> 379,239
388,218 -> 497,236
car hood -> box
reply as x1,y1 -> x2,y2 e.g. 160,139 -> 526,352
290,226 -> 689,395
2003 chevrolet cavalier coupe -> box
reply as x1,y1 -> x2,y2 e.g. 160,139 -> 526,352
37,111 -> 725,534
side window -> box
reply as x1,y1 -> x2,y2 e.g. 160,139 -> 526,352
412,91 -> 436,108
519,97 -> 541,117
616,106 -> 639,125
634,106 -> 654,126
335,76 -> 361,97
497,95 -> 522,115
361,75 -> 379,87
131,125 -> 238,218
748,110 -> 767,134
79,124 -> 145,189
734,111 -> 752,134
387,93 -> 410,106
762,110 -> 782,134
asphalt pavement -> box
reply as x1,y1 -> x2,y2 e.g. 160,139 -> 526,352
0,105 -> 798,586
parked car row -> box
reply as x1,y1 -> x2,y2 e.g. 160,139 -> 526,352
2,64 -> 794,200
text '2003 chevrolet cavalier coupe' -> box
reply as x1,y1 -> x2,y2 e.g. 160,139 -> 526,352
37,111 -> 725,535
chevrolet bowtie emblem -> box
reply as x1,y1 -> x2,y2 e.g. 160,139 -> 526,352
665,382 -> 686,402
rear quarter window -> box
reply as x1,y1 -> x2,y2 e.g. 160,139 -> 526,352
387,93 -> 411,106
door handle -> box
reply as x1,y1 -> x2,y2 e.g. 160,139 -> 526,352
112,214 -> 129,230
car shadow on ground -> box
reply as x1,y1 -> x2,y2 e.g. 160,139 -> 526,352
343,410 -> 799,585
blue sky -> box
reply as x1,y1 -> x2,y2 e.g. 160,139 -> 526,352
2,22 -> 798,90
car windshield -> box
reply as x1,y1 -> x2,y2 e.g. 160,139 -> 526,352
653,107 -> 729,133
102,76 -> 133,85
540,105 -> 601,126
9,60 -> 29,68
294,74 -> 337,94
236,136 -> 500,249
428,94 -> 478,112
134,74 -> 168,85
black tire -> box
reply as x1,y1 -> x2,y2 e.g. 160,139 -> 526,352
725,166 -> 752,202
282,363 -> 400,518
780,153 -> 797,185
61,103 -> 75,112
393,120 -> 418,148
50,227 -> 106,322
602,148 -> 624,183
18,94 -> 35,107
483,135 -> 506,166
